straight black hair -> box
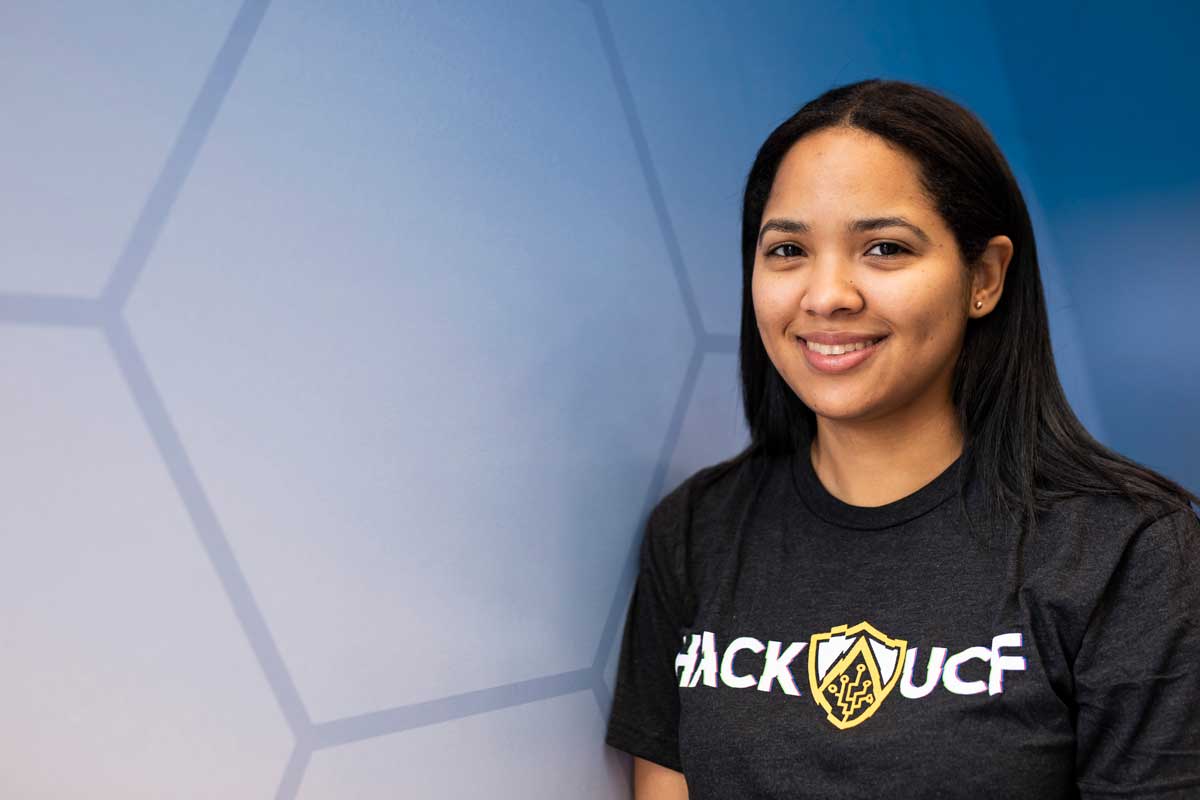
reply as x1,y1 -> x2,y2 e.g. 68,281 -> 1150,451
720,78 -> 1198,541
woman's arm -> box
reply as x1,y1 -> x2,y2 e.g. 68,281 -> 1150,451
633,757 -> 688,799
1072,507 -> 1200,796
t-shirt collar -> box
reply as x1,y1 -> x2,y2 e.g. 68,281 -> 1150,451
789,444 -> 962,530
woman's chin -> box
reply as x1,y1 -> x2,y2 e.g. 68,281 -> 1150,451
804,396 -> 889,424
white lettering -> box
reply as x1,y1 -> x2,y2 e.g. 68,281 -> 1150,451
679,629 -> 1027,705
943,646 -> 990,695
989,632 -> 1026,695
674,634 -> 700,688
900,646 -> 948,699
688,631 -> 719,688
720,636 -> 765,689
756,640 -> 806,695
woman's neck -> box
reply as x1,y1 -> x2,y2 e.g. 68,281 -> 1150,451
809,402 -> 963,508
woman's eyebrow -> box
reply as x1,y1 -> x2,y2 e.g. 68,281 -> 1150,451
850,216 -> 932,244
757,216 -> 931,246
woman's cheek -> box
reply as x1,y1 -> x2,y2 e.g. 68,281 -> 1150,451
754,295 -> 791,338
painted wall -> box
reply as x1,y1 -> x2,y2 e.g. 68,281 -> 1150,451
1,1 -> 1195,796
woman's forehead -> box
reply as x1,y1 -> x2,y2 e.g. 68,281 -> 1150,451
765,130 -> 936,227
775,131 -> 921,194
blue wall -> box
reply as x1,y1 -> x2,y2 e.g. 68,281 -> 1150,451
1,1 -> 1195,796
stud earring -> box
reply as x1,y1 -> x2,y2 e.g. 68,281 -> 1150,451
974,300 -> 983,309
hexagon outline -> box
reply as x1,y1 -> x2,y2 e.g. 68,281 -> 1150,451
0,2 -> 1095,799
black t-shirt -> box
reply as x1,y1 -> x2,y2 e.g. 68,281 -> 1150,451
604,446 -> 1200,798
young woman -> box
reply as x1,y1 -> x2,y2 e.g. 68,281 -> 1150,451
605,78 -> 1200,799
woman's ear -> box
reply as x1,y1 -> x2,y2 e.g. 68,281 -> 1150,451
970,235 -> 1013,316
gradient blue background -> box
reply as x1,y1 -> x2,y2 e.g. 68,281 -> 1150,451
2,1 -> 1196,797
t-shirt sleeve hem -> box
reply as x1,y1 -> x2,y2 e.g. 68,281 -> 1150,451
604,717 -> 683,773
1078,777 -> 1200,799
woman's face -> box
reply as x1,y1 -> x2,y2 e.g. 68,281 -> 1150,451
752,127 -> 972,426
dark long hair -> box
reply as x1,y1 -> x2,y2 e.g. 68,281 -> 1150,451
727,78 -> 1198,538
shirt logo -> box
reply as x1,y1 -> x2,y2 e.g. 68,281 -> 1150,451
674,622 -> 1027,731
808,621 -> 907,730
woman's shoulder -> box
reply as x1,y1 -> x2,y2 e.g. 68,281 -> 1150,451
1021,489 -> 1198,576
1014,491 -> 1199,667
1030,489 -> 1199,555
650,444 -> 778,526
640,444 -> 781,556
1022,490 -> 1199,613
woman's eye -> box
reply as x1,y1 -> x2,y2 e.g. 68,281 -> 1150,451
866,241 -> 910,257
768,243 -> 804,258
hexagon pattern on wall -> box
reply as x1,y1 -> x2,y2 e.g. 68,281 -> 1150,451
125,0 -> 695,721
0,1 -> 242,296
0,328 -> 291,797
297,691 -> 626,799
0,0 -> 1106,798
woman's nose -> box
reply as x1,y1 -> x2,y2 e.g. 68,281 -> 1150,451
800,256 -> 864,317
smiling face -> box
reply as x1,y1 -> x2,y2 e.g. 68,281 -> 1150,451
752,126 -> 973,427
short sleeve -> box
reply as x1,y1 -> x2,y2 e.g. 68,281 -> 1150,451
1073,506 -> 1200,798
604,488 -> 694,773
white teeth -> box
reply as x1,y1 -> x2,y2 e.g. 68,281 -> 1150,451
801,338 -> 879,356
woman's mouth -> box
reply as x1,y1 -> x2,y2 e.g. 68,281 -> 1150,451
797,335 -> 887,373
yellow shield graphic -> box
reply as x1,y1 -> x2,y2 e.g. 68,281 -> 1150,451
808,621 -> 908,730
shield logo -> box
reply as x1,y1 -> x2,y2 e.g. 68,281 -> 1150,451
808,621 -> 908,730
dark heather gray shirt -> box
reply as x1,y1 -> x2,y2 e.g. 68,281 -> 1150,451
605,446 -> 1200,799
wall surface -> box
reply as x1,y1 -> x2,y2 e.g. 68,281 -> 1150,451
1,1 -> 1196,797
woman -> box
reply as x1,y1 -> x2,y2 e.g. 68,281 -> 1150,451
604,78 -> 1200,799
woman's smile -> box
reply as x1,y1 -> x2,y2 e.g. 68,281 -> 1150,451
797,333 -> 889,373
